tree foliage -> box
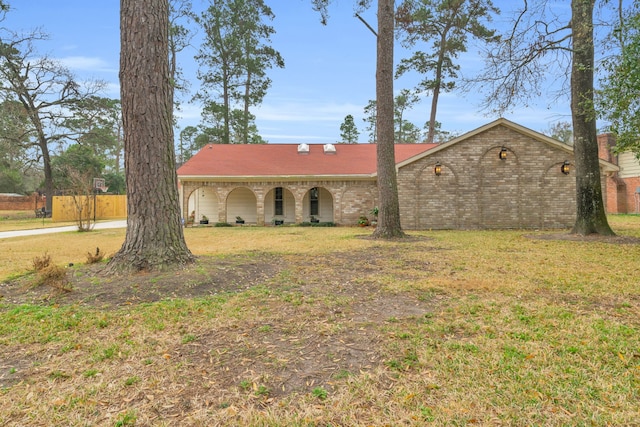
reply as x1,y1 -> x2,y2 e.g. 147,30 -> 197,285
169,0 -> 195,105
474,1 -> 572,114
177,125 -> 199,162
194,0 -> 283,144
63,96 -> 123,173
362,99 -> 378,143
0,28 -> 104,209
396,0 -> 499,142
363,91 -> 433,143
394,89 -> 421,143
339,114 -> 359,143
51,144 -> 104,192
544,121 -> 573,145
599,3 -> 640,158
0,99 -> 37,193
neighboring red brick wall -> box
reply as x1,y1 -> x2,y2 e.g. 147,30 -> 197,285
0,193 -> 45,211
598,134 -> 617,163
597,133 -> 640,213
621,177 -> 640,213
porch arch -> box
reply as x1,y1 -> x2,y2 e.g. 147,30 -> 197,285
186,186 -> 219,224
226,187 -> 257,224
264,186 -> 296,224
302,186 -> 334,222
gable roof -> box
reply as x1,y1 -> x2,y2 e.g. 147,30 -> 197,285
396,118 -> 619,173
177,143 -> 436,179
177,118 -> 619,180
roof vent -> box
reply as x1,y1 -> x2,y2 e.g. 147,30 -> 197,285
323,143 -> 336,154
297,143 -> 309,154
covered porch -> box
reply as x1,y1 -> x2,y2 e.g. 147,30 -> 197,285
180,182 -> 341,226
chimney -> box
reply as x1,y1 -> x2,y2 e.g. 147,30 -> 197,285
597,133 -> 617,164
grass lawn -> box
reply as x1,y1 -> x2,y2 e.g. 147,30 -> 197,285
0,215 -> 639,426
0,210 -> 77,232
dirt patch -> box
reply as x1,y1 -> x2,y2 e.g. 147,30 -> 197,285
0,248 -> 437,397
0,253 -> 283,307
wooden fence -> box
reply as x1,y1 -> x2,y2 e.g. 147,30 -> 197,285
52,195 -> 127,222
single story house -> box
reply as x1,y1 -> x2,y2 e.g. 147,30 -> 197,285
176,118 -> 618,229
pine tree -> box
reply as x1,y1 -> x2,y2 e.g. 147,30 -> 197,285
339,114 -> 359,143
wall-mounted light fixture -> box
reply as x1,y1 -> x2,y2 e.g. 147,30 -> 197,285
499,147 -> 508,160
434,161 -> 442,176
561,160 -> 570,175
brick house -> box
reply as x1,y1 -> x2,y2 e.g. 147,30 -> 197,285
598,134 -> 640,214
177,118 -> 618,229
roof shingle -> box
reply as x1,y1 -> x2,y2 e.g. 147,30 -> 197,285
177,143 -> 437,178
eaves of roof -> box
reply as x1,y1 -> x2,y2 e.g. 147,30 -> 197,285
178,173 -> 377,181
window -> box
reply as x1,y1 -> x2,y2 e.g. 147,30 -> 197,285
310,187 -> 319,216
274,187 -> 284,216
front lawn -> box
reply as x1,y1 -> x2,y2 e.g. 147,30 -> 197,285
0,216 -> 638,426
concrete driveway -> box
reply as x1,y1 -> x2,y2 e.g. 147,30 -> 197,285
0,220 -> 127,239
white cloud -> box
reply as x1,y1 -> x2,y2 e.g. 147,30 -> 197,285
261,133 -> 328,142
255,100 -> 363,123
60,56 -> 114,73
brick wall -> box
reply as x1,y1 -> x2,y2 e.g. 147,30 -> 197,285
397,125 -> 578,229
0,193 -> 45,211
597,133 -> 640,213
620,176 -> 640,213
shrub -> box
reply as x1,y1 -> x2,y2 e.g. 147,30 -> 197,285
299,221 -> 335,227
35,264 -> 71,292
32,252 -> 52,271
32,252 -> 71,292
86,247 -> 103,264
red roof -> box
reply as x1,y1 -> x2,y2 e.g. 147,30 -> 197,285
177,143 -> 437,178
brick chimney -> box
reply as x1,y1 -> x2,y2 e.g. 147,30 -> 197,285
597,133 -> 617,164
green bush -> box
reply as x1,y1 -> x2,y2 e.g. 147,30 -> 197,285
299,221 -> 335,227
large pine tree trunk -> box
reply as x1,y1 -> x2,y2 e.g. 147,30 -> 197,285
570,0 -> 614,236
372,0 -> 405,238
427,31 -> 448,144
108,0 -> 194,272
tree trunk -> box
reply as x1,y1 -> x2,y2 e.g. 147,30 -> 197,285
39,138 -> 54,212
372,0 -> 405,239
108,0 -> 195,272
243,38 -> 251,144
427,30 -> 448,144
570,0 -> 614,236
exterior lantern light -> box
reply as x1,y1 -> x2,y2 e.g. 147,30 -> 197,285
434,162 -> 442,176
561,161 -> 570,175
499,147 -> 508,160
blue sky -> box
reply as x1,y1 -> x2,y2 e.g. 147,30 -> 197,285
5,0 -> 584,144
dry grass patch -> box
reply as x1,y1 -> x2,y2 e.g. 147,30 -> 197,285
0,210 -> 76,231
85,247 -> 104,264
